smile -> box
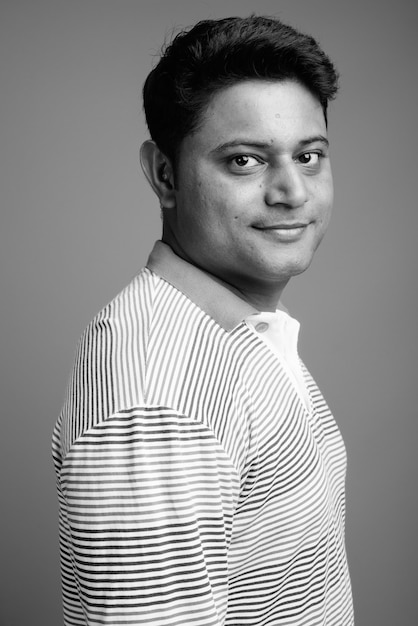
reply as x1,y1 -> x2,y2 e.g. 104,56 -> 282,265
253,223 -> 310,242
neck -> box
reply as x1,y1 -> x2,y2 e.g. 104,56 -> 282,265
232,282 -> 288,312
162,233 -> 288,313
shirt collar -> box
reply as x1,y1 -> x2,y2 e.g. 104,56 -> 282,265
146,241 -> 260,332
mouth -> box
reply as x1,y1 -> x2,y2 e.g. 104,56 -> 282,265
252,222 -> 310,242
254,221 -> 308,229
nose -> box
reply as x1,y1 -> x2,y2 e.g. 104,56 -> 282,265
264,162 -> 308,209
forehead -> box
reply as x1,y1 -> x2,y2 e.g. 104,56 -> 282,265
187,79 -> 326,152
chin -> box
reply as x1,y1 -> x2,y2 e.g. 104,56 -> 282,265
262,253 -> 316,282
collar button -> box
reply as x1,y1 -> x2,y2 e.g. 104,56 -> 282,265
255,321 -> 269,333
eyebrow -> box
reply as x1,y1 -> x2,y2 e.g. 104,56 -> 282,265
299,135 -> 329,149
211,135 -> 329,154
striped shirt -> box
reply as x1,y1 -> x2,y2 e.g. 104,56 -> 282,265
52,241 -> 353,625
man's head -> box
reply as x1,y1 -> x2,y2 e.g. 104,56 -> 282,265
143,15 -> 338,165
140,16 -> 339,308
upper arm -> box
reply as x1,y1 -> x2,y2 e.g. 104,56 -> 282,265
57,406 -> 240,625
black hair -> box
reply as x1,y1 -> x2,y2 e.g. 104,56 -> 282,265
143,15 -> 339,163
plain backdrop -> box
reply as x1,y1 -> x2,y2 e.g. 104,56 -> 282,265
1,1 -> 417,624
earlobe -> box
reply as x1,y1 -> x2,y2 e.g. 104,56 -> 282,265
140,140 -> 176,209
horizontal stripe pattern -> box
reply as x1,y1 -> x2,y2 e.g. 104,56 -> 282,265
53,266 -> 353,625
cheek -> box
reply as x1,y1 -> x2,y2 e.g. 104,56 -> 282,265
312,177 -> 333,220
323,170 -> 334,208
317,203 -> 332,231
176,183 -> 223,239
177,165 -> 253,231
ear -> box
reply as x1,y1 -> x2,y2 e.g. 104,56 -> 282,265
140,140 -> 176,209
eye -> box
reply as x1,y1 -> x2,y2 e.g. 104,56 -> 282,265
297,152 -> 321,166
229,154 -> 263,172
233,155 -> 259,167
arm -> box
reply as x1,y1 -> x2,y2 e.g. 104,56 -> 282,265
56,406 -> 239,625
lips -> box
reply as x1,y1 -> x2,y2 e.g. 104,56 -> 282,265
253,222 -> 308,230
252,221 -> 311,243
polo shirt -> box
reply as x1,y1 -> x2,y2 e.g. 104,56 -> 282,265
52,241 -> 354,626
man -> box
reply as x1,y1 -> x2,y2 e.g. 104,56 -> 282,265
53,15 -> 353,625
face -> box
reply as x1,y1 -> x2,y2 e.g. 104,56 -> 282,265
165,80 -> 333,298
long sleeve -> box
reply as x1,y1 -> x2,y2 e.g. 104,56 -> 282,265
54,406 -> 240,626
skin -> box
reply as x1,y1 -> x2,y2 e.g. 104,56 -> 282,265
141,79 -> 333,311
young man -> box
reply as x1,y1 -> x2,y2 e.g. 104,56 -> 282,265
53,16 -> 353,625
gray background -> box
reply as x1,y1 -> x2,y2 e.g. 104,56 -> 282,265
1,1 -> 417,624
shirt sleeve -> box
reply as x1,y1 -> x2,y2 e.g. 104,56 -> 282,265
56,406 -> 240,626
